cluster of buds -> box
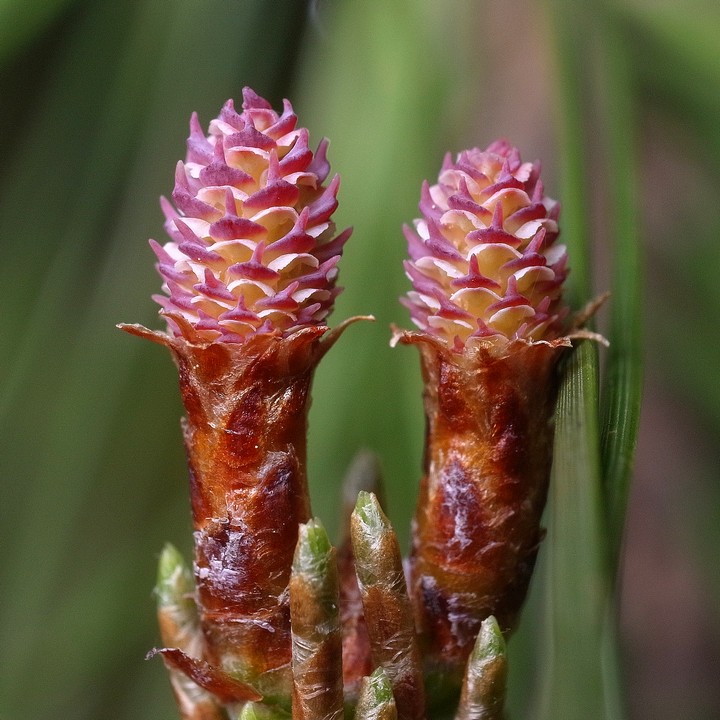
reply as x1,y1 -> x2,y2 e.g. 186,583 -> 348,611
122,90 -> 582,719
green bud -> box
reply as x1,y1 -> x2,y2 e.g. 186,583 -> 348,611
456,615 -> 508,720
355,668 -> 398,720
351,493 -> 425,720
354,491 -> 384,531
290,519 -> 343,720
293,519 -> 332,577
155,543 -> 193,609
237,701 -> 290,720
472,616 -> 506,664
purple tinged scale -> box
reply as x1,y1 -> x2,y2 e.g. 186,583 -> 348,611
152,87 -> 351,344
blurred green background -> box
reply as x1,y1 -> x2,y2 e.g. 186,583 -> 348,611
1,0 -> 718,718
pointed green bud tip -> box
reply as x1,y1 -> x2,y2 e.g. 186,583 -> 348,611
472,615 -> 506,663
367,667 -> 394,704
238,701 -> 284,720
157,543 -> 185,583
155,543 -> 192,605
354,491 -> 386,530
356,667 -> 397,719
294,518 -> 332,574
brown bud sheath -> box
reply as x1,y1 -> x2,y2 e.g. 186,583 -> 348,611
399,333 -> 566,668
122,322 -> 356,698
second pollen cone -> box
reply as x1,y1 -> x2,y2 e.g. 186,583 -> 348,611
396,140 -> 573,673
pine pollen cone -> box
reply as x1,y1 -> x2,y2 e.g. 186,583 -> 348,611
120,88 -> 359,698
395,140 -> 573,669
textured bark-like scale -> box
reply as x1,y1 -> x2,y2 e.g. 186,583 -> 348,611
122,322 -> 349,700
406,335 -> 566,669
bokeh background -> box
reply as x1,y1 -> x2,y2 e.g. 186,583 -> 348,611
1,0 -> 718,718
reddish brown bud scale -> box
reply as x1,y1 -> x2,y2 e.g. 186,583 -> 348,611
121,321 -> 360,699
397,332 -> 568,669
148,648 -> 262,704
